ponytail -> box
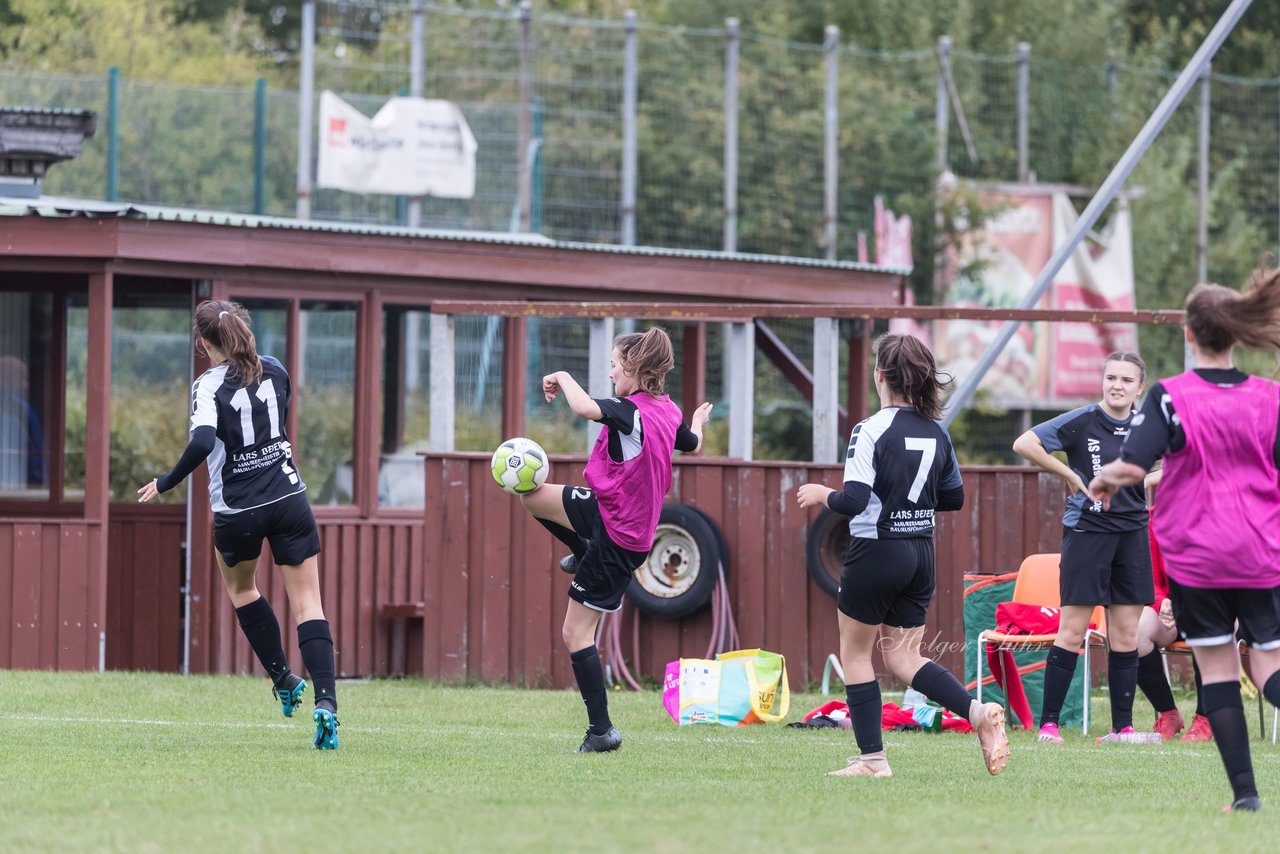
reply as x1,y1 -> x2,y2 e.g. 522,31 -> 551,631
194,299 -> 262,386
1186,272 -> 1280,355
614,326 -> 676,396
874,333 -> 951,421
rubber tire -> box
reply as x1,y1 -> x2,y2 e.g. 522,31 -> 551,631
805,508 -> 847,599
627,504 -> 722,620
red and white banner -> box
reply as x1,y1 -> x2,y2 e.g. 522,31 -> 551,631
1049,193 -> 1138,398
934,189 -> 1135,408
317,91 -> 477,198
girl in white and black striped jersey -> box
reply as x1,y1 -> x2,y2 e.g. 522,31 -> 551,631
797,333 -> 1009,779
1091,272 -> 1280,813
137,300 -> 339,750
1012,352 -> 1152,744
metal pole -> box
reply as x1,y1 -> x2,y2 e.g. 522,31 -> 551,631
253,78 -> 266,215
532,97 -> 544,233
1197,63 -> 1211,284
812,317 -> 840,463
588,318 -> 616,450
409,0 -> 426,228
517,1 -> 533,233
621,10 -> 638,246
823,25 -> 839,260
429,313 -> 456,452
942,0 -> 1255,426
936,37 -> 950,176
1017,42 -> 1030,183
296,0 -> 315,220
106,66 -> 119,202
723,18 -> 739,253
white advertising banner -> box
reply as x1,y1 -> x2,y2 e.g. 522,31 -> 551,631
317,91 -> 477,198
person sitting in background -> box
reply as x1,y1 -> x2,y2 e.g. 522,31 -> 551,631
1137,468 -> 1212,742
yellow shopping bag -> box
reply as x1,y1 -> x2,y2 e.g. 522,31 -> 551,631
662,649 -> 790,726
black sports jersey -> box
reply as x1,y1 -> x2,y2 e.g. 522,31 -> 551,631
827,406 -> 964,539
190,356 -> 305,513
1031,403 -> 1146,532
1121,368 -> 1280,470
594,397 -> 699,463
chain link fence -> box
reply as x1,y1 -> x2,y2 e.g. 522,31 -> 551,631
7,0 -> 1280,461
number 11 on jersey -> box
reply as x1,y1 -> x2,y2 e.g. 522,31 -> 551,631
229,378 -> 281,446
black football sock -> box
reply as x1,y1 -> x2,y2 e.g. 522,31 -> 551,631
845,681 -> 883,755
1193,658 -> 1205,717
234,596 -> 291,686
909,661 -> 976,719
570,645 -> 611,735
298,619 -> 337,713
1263,671 -> 1280,711
1040,644 -> 1079,727
1201,680 -> 1256,802
1137,649 -> 1177,713
536,517 -> 587,560
1108,648 -> 1139,731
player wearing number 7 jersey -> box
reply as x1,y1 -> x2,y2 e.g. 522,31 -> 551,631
136,300 -> 339,750
797,333 -> 1008,779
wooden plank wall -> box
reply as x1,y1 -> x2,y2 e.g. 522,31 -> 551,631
185,516 -> 425,678
422,456 -> 1066,689
0,519 -> 105,670
106,506 -> 185,672
4,462 -> 1063,680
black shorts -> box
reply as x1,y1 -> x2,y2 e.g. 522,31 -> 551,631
561,485 -> 649,613
1168,579 -> 1280,650
213,491 -> 321,567
837,537 -> 935,628
1059,526 -> 1153,606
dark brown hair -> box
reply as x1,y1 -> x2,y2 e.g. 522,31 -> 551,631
1104,351 -> 1147,385
615,326 -> 675,396
874,333 -> 951,421
194,299 -> 262,386
1185,272 -> 1280,355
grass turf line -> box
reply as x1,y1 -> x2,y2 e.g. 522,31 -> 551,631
0,670 -> 1277,851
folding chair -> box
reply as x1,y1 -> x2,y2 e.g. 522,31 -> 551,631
1161,640 -> 1277,743
975,553 -> 1108,734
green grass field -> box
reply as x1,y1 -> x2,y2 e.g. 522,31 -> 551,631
1,671 -> 1277,852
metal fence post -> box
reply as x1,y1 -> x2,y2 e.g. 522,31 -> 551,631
296,0 -> 315,220
935,36 -> 950,176
106,67 -> 119,202
517,0 -> 533,233
621,10 -> 638,246
823,25 -> 839,260
409,0 -> 426,228
723,17 -> 739,253
1017,42 -> 1030,183
253,78 -> 266,215
1197,63 -> 1211,284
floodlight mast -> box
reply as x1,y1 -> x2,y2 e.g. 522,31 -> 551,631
940,0 -> 1255,427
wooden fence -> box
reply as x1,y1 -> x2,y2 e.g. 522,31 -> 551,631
1,459 -> 1065,686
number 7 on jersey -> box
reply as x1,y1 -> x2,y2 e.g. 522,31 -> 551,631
904,437 -> 936,503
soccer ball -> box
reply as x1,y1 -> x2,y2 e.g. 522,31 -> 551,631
490,437 -> 549,495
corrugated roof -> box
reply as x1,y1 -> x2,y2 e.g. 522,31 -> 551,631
0,105 -> 96,118
0,194 -> 913,275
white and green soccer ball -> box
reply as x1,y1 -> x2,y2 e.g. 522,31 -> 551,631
490,437 -> 549,495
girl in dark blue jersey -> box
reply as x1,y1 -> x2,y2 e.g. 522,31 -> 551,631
137,300 -> 339,750
797,334 -> 1008,779
1012,351 -> 1151,744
